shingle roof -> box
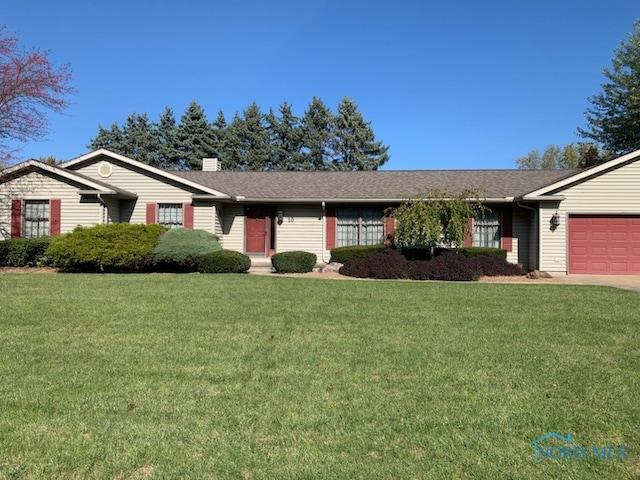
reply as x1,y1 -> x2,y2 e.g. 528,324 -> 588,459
173,169 -> 580,201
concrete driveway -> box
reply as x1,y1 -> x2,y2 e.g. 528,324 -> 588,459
550,275 -> 640,292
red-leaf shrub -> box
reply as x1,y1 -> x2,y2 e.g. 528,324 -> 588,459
407,252 -> 480,281
340,249 -> 523,281
469,254 -> 524,276
339,250 -> 409,279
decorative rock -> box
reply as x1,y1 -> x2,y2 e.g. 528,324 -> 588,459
526,270 -> 553,279
319,262 -> 344,273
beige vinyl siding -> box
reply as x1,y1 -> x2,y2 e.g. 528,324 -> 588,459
557,160 -> 640,211
538,202 -> 566,273
510,207 -> 529,267
275,205 -> 326,261
221,203 -> 244,252
72,159 -> 198,224
193,203 -> 214,232
539,159 -> 640,273
214,203 -> 224,240
527,207 -> 538,271
0,171 -> 101,235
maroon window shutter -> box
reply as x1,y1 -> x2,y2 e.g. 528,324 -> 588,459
183,203 -> 194,229
11,199 -> 22,238
384,217 -> 396,245
501,206 -> 513,252
146,203 -> 157,224
326,207 -> 337,250
50,199 -> 61,236
464,218 -> 473,247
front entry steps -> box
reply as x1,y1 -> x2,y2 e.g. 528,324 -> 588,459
247,255 -> 274,273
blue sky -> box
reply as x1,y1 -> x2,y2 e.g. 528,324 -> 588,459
3,1 -> 639,169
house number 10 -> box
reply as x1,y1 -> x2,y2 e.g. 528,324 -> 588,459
288,217 -> 295,223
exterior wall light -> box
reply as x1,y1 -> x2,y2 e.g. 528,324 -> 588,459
550,212 -> 561,229
276,210 -> 284,225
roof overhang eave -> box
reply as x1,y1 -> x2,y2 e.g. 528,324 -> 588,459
218,196 -> 516,204
78,189 -> 138,199
191,194 -> 230,201
518,195 -> 566,202
224,197 -> 407,204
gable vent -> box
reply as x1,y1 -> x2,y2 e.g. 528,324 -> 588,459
98,161 -> 113,178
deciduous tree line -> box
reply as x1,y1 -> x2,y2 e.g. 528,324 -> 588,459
87,97 -> 390,171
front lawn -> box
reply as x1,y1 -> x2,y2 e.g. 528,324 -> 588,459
0,274 -> 638,479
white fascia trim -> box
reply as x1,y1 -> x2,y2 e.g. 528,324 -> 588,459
223,196 -> 515,204
519,195 -> 566,201
77,189 -> 121,196
62,149 -> 231,199
1,159 -> 125,193
524,149 -> 640,197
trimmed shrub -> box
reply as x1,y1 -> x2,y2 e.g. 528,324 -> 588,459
399,245 -> 432,261
339,250 -> 409,279
469,254 -> 523,277
153,228 -> 222,271
408,252 -> 481,282
0,237 -> 52,267
197,250 -> 251,273
47,223 -> 167,272
329,244 -> 388,263
340,250 -> 523,282
459,247 -> 507,260
271,251 -> 317,273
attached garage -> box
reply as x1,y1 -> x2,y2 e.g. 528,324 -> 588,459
568,215 -> 640,274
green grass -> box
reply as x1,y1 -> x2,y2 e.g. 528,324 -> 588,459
0,274 -> 639,479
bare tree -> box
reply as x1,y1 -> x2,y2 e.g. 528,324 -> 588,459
0,26 -> 74,164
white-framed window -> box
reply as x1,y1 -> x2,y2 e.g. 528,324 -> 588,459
158,203 -> 183,228
337,207 -> 384,247
23,200 -> 50,238
473,209 -> 500,248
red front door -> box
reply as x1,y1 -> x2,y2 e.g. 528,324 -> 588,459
246,207 -> 267,254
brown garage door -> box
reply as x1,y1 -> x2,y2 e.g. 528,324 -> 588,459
568,215 -> 640,274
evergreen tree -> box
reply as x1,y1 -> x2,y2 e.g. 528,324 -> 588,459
86,96 -> 392,171
88,123 -> 124,153
300,97 -> 334,170
578,20 -> 640,156
331,97 -> 389,170
577,143 -> 613,167
225,113 -> 247,170
119,113 -> 160,166
157,107 -> 182,169
211,110 -> 229,167
88,115 -> 160,165
266,102 -> 303,170
177,101 -> 217,170
240,102 -> 272,170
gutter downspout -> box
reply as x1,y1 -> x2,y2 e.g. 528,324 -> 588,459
96,194 -> 106,224
516,200 -> 538,271
321,201 -> 328,263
